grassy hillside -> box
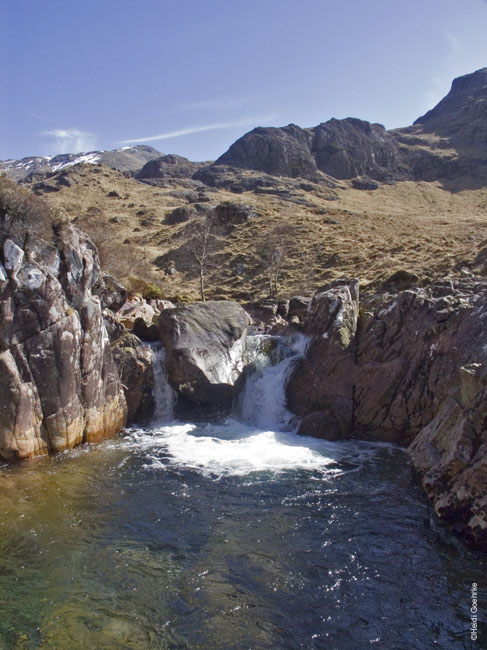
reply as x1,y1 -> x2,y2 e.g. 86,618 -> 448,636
20,164 -> 487,302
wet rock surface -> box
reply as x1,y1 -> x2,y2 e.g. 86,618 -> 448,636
157,300 -> 251,418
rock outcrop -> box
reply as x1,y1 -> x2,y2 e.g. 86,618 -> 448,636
311,118 -> 403,181
157,300 -> 251,417
112,333 -> 155,424
93,273 -> 127,312
215,125 -> 319,180
136,154 -> 205,182
0,188 -> 127,461
208,118 -> 404,183
286,277 -> 487,548
286,280 -> 359,439
354,281 -> 487,444
408,364 -> 487,549
197,68 -> 487,188
413,67 -> 487,148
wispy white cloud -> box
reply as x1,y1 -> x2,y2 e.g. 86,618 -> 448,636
119,116 -> 276,145
422,27 -> 463,113
180,94 -> 264,112
444,28 -> 461,58
41,128 -> 97,154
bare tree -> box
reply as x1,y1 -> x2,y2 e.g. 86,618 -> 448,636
188,213 -> 218,301
255,224 -> 296,296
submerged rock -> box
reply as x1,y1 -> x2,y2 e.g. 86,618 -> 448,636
157,300 -> 251,418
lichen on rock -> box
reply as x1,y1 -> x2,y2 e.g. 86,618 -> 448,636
0,180 -> 127,461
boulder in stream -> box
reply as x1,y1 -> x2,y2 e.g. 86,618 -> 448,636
157,300 -> 251,417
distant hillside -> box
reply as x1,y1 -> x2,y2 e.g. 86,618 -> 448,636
0,145 -> 162,182
3,68 -> 487,302
2,69 -> 487,191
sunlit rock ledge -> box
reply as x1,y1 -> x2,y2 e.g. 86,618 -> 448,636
0,221 -> 127,462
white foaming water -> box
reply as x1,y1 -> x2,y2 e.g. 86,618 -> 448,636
239,333 -> 308,431
124,420 -> 379,478
126,333 -> 386,479
150,344 -> 176,423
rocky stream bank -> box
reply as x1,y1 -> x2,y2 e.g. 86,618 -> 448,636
0,219 -> 486,550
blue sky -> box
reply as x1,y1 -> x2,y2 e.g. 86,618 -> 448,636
2,0 -> 487,161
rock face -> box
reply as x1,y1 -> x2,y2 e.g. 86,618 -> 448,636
311,118 -> 403,181
200,69 -> 487,187
112,334 -> 155,424
413,67 -> 487,148
215,125 -> 319,180
157,301 -> 251,417
408,364 -> 487,549
353,282 -> 484,444
93,273 -> 127,311
0,209 -> 127,461
210,119 -> 403,183
286,277 -> 487,548
287,280 -> 359,439
136,154 -> 204,181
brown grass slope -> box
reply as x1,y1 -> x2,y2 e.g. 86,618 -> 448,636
19,163 -> 487,302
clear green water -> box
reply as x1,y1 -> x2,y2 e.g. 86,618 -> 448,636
0,423 -> 485,649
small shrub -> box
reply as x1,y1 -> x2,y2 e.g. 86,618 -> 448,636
142,283 -> 163,300
0,174 -> 66,246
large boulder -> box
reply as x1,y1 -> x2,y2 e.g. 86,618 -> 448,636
287,280 -> 359,439
0,193 -> 127,461
157,300 -> 251,417
117,299 -> 156,330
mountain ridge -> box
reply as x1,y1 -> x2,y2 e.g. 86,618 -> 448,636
0,145 -> 162,182
2,68 -> 487,190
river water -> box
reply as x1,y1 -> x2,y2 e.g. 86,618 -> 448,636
0,337 -> 485,649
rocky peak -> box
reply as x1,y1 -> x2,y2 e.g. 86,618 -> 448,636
413,68 -> 487,147
311,118 -> 402,180
214,124 -> 319,180
0,145 -> 162,182
136,154 -> 205,181
211,116 -> 404,183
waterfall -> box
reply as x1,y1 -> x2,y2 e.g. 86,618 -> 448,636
239,333 -> 308,431
150,344 -> 176,423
